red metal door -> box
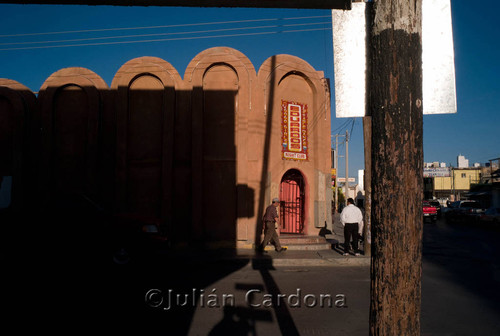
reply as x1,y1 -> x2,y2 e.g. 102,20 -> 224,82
280,170 -> 305,234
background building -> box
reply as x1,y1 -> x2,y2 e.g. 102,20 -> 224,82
423,155 -> 494,205
433,168 -> 481,201
457,154 -> 469,168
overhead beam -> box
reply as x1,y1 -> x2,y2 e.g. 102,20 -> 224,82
0,0 -> 351,9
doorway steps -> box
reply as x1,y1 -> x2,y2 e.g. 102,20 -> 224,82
278,235 -> 332,251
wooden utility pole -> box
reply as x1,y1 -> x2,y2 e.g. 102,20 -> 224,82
334,134 -> 339,211
345,130 -> 349,201
332,133 -> 346,212
362,116 -> 371,257
368,1 -> 423,335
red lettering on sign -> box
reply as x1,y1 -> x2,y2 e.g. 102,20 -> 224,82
282,100 -> 307,161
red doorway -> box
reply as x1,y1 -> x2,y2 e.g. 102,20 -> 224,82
279,169 -> 305,234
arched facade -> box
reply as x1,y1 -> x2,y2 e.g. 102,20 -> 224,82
0,79 -> 37,211
0,48 -> 332,248
186,47 -> 256,244
255,55 -> 332,241
111,57 -> 181,230
37,67 -> 108,206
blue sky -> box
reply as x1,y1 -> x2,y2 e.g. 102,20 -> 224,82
0,2 -> 499,183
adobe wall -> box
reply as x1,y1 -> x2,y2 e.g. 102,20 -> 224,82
0,47 -> 332,247
0,79 -> 37,211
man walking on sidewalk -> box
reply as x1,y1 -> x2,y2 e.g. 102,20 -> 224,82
257,198 -> 287,252
340,198 -> 364,256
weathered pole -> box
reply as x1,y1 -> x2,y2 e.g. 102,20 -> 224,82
368,1 -> 423,335
362,116 -> 371,257
345,130 -> 349,200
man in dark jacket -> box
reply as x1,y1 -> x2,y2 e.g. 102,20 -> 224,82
257,198 -> 287,252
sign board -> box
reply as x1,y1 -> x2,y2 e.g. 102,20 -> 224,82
423,167 -> 451,177
332,2 -> 367,118
281,100 -> 308,161
337,177 -> 355,183
332,0 -> 457,117
331,169 -> 337,186
422,0 -> 457,114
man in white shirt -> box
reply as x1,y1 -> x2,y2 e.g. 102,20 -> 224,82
340,198 -> 364,256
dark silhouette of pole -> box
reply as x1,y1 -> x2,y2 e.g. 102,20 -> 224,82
367,1 -> 423,335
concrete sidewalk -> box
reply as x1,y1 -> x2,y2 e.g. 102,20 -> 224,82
155,246 -> 370,267
242,249 -> 370,267
247,212 -> 369,267
151,213 -> 371,267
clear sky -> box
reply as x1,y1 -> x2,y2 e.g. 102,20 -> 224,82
0,2 -> 499,184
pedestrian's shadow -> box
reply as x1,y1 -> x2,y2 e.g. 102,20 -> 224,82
331,241 -> 345,255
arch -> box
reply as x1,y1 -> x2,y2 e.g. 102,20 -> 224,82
255,55 -> 331,237
0,79 -> 36,211
279,168 -> 308,234
111,57 -> 179,226
257,54 -> 325,117
186,47 -> 256,243
37,68 -> 108,204
184,47 -> 256,84
111,56 -> 182,89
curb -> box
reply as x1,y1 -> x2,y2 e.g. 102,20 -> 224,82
268,257 -> 370,267
153,247 -> 371,267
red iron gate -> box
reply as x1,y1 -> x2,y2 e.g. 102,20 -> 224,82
279,169 -> 305,234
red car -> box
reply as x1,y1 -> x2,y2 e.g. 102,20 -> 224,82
423,201 -> 438,223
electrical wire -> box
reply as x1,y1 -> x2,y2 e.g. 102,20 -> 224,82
0,15 -> 332,38
349,118 -> 356,140
0,13 -> 333,51
0,27 -> 332,51
331,118 -> 352,134
0,22 -> 331,47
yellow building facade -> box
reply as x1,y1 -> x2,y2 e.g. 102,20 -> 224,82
433,168 -> 481,199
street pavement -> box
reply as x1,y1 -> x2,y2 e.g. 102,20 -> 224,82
96,216 -> 499,335
4,213 -> 499,335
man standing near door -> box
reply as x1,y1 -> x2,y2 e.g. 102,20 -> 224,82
257,198 -> 287,253
340,198 -> 364,256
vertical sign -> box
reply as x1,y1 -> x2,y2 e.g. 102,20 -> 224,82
332,0 -> 456,117
422,0 -> 457,115
332,1 -> 367,118
281,100 -> 308,161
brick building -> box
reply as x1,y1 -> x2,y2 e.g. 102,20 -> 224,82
0,47 -> 332,249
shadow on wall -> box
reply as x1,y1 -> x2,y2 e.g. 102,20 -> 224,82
0,65 -> 259,334
0,49 -> 328,333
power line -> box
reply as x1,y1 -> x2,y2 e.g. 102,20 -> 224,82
349,118 -> 356,140
0,21 -> 331,47
0,27 -> 332,51
0,14 -> 332,38
331,118 -> 352,134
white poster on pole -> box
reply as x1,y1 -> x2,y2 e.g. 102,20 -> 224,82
332,0 -> 457,118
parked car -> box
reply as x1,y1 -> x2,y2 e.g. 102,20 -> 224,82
423,201 -> 437,223
428,200 -> 442,218
445,200 -> 485,224
479,207 -> 500,226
